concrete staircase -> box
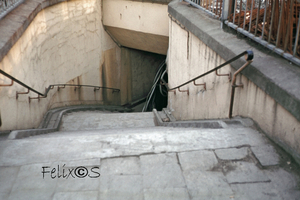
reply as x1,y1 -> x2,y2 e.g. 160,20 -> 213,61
0,109 -> 300,200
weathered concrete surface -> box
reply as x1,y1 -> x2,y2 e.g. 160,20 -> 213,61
103,0 -> 169,55
0,111 -> 299,199
167,0 -> 300,165
59,112 -> 156,131
215,147 -> 248,160
0,0 -> 121,131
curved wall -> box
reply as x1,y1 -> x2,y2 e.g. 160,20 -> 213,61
0,0 -> 120,130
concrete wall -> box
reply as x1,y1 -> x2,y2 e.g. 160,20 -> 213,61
103,0 -> 169,55
0,0 -> 168,131
168,8 -> 300,163
0,0 -> 121,131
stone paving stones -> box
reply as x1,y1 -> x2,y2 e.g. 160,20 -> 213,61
1,112 -> 300,199
230,182 -> 282,200
225,162 -> 270,183
0,166 -> 19,193
60,112 -> 155,131
100,157 -> 140,175
178,150 -> 218,171
56,177 -> 99,192
143,188 -> 189,200
99,175 -> 143,200
53,191 -> 98,200
140,153 -> 185,188
251,145 -> 280,166
8,189 -> 54,200
214,147 -> 248,160
183,170 -> 234,199
265,168 -> 298,191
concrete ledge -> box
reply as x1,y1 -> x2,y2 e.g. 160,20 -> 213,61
168,0 -> 300,122
153,108 -> 254,128
8,105 -> 132,139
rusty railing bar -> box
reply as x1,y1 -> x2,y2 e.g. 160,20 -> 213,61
293,12 -> 300,56
0,69 -> 44,96
229,59 -> 253,118
243,0 -> 248,30
254,0 -> 262,36
16,89 -> 29,99
261,0 -> 268,39
268,0 -> 276,43
232,0 -> 237,24
0,79 -> 13,86
0,68 -> 121,100
276,0 -> 284,47
193,81 -> 206,90
57,85 -> 66,91
168,51 -> 253,91
284,0 -> 294,52
237,0 -> 243,27
178,87 -> 189,95
215,69 -> 231,81
248,0 -> 254,32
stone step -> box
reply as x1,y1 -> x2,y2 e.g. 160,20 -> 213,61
1,111 -> 299,200
59,111 -> 155,131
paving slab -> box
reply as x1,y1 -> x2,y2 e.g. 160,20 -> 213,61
53,191 -> 98,200
225,162 -> 270,184
0,192 -> 9,200
143,188 -> 189,200
100,157 -> 140,175
178,150 -> 218,171
99,175 -> 143,200
60,112 -> 155,131
0,127 -> 270,167
183,170 -> 233,199
265,168 -> 298,191
279,190 -> 300,200
215,147 -> 248,160
55,176 -> 99,192
0,166 -> 20,193
230,183 -> 282,200
8,189 -> 54,200
140,153 -> 185,188
251,145 -> 280,166
0,112 -> 299,199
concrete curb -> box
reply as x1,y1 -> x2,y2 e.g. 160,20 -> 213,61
153,108 -> 254,129
8,105 -> 131,139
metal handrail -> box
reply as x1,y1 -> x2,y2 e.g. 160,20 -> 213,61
167,50 -> 254,91
0,69 -> 120,100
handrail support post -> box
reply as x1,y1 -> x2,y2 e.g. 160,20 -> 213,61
229,60 -> 252,118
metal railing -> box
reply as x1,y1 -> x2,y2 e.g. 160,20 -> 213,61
0,0 -> 24,19
185,0 -> 224,18
0,68 -> 120,102
165,50 -> 254,118
226,0 -> 300,58
184,0 -> 300,65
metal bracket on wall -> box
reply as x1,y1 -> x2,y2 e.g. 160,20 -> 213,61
57,85 -> 65,91
16,89 -> 29,99
193,80 -> 206,90
178,87 -> 189,95
0,79 -> 13,87
168,90 -> 176,95
74,86 -> 81,91
215,70 -> 231,81
94,87 -> 100,92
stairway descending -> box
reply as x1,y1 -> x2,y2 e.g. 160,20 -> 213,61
0,109 -> 300,200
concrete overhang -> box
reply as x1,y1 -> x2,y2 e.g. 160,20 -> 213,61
103,0 -> 171,55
